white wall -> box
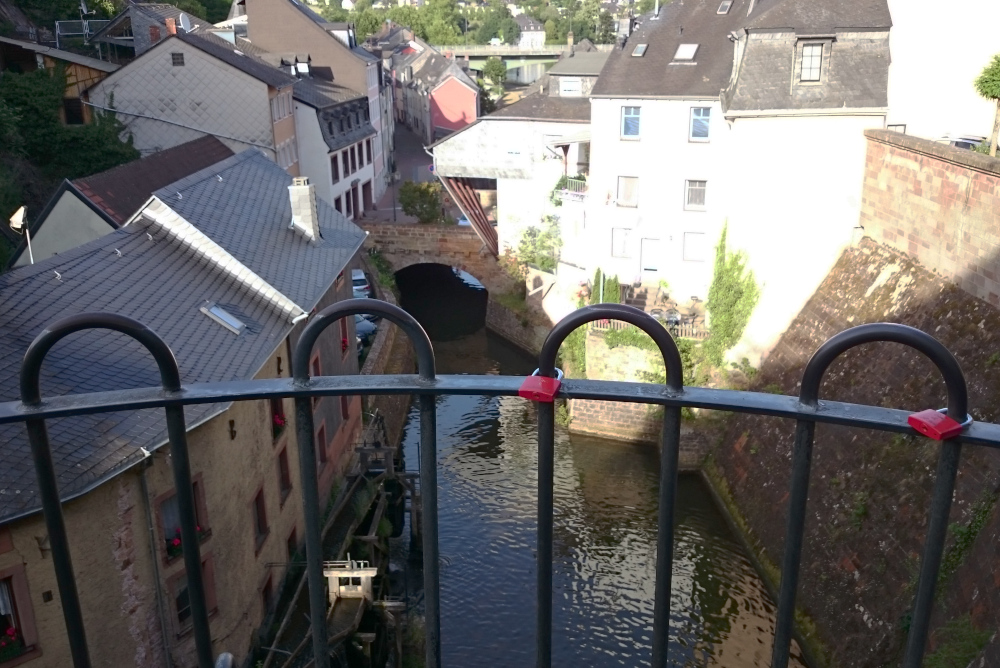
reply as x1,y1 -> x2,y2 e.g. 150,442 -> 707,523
726,113 -> 883,364
886,0 -> 1000,140
294,102 -> 334,205
14,193 -> 114,267
88,40 -> 275,157
587,97 -> 729,299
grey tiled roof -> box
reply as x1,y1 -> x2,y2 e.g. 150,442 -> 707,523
294,77 -> 365,109
548,51 -> 610,76
724,31 -> 889,111
515,14 -> 544,31
0,150 -> 366,525
154,150 -> 367,311
592,3 -> 753,98
177,30 -> 296,89
489,93 -> 591,122
746,0 -> 891,32
0,221 -> 289,524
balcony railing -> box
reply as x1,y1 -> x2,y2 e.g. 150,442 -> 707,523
0,301 -> 994,668
556,178 -> 587,203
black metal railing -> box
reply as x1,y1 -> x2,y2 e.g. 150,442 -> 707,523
1,300 -> 997,668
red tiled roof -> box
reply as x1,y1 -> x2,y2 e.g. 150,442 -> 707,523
73,135 -> 234,224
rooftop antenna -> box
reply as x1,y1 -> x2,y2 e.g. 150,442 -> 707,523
8,206 -> 32,265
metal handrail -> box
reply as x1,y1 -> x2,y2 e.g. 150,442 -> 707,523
5,302 -> 990,668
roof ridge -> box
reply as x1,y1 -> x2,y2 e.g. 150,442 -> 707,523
140,197 -> 306,322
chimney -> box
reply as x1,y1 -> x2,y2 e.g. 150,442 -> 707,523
165,17 -> 176,35
149,25 -> 161,44
288,176 -> 320,241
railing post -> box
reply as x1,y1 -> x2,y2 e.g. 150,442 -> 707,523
19,313 -> 215,668
770,323 -> 969,668
293,299 -> 438,668
537,304 -> 684,668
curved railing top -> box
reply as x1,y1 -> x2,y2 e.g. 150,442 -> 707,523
292,298 -> 436,382
538,303 -> 684,392
20,312 -> 182,405
800,322 -> 968,421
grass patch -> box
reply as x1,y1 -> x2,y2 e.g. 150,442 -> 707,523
924,615 -> 991,668
367,246 -> 397,290
939,489 -> 998,587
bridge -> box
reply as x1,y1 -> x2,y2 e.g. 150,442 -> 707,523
432,43 -> 613,82
358,222 -> 514,295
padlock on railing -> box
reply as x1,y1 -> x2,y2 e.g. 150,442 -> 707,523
518,368 -> 564,403
907,408 -> 973,440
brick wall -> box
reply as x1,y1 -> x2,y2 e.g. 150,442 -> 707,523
860,129 -> 1000,305
484,299 -> 548,356
569,331 -> 707,469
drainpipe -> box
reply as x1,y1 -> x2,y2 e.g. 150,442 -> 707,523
140,460 -> 175,668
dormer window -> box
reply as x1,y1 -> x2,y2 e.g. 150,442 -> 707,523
673,44 -> 698,63
800,43 -> 822,82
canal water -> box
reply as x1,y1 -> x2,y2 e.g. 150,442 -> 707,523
391,266 -> 805,667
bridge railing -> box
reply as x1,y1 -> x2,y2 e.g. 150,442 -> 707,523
1,301 -> 990,668
433,44 -> 614,55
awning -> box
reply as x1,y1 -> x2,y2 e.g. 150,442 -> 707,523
547,129 -> 591,146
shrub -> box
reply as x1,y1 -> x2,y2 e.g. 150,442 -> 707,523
398,181 -> 442,224
704,224 -> 759,365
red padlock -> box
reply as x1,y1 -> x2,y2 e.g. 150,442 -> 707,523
518,369 -> 563,403
907,408 -> 970,441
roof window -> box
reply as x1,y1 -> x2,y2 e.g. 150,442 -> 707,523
200,302 -> 246,335
717,0 -> 733,14
673,44 -> 698,62
632,44 -> 648,57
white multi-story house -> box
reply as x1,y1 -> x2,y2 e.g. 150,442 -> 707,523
586,0 -> 891,359
293,75 -> 379,218
515,15 -> 546,48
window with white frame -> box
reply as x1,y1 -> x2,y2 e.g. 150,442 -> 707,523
617,176 -> 639,208
685,180 -> 707,210
683,232 -> 707,261
690,107 -> 710,141
559,77 -> 582,97
611,228 -> 631,258
800,43 -> 822,82
621,106 -> 640,138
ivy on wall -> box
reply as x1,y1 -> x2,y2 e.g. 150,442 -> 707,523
704,224 -> 760,365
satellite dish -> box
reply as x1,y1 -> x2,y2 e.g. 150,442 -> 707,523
8,206 -> 25,233
178,12 -> 192,33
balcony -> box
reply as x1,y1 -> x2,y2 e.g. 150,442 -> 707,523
0,301 -> 993,668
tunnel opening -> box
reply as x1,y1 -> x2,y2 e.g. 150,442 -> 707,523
395,263 -> 488,341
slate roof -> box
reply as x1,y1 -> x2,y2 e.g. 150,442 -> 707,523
592,3 -> 753,98
0,36 -> 120,73
74,136 -> 234,224
0,150 -> 366,525
294,77 -> 365,109
745,0 -> 891,32
90,2 -> 211,43
153,150 -> 367,311
177,30 -> 297,89
489,92 -> 591,122
0,221 -> 289,524
548,51 -> 610,76
593,0 -> 890,107
515,14 -> 544,31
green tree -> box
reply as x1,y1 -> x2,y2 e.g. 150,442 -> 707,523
595,12 -> 615,43
704,225 -> 760,365
544,19 -> 558,43
321,4 -> 351,22
477,80 -> 497,114
636,0 -> 657,13
483,57 -> 507,85
387,5 -> 424,35
354,8 -> 384,40
399,181 -> 443,224
499,17 -> 520,44
974,54 -> 1000,157
515,216 -> 562,271
423,0 -> 462,42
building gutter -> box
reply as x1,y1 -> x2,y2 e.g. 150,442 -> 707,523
724,107 -> 888,119
140,460 -> 175,668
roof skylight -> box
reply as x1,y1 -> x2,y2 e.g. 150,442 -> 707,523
200,302 -> 246,335
632,43 -> 648,57
673,43 -> 699,61
717,0 -> 733,14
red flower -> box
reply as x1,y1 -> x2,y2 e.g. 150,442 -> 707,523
196,525 -> 202,533
273,414 -> 286,427
172,538 -> 181,547
341,337 -> 349,352
4,628 -> 14,638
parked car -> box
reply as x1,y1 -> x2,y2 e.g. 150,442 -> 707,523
355,315 -> 377,345
352,268 -> 371,298
457,215 -> 471,227
356,335 -> 363,356
939,135 -> 987,151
